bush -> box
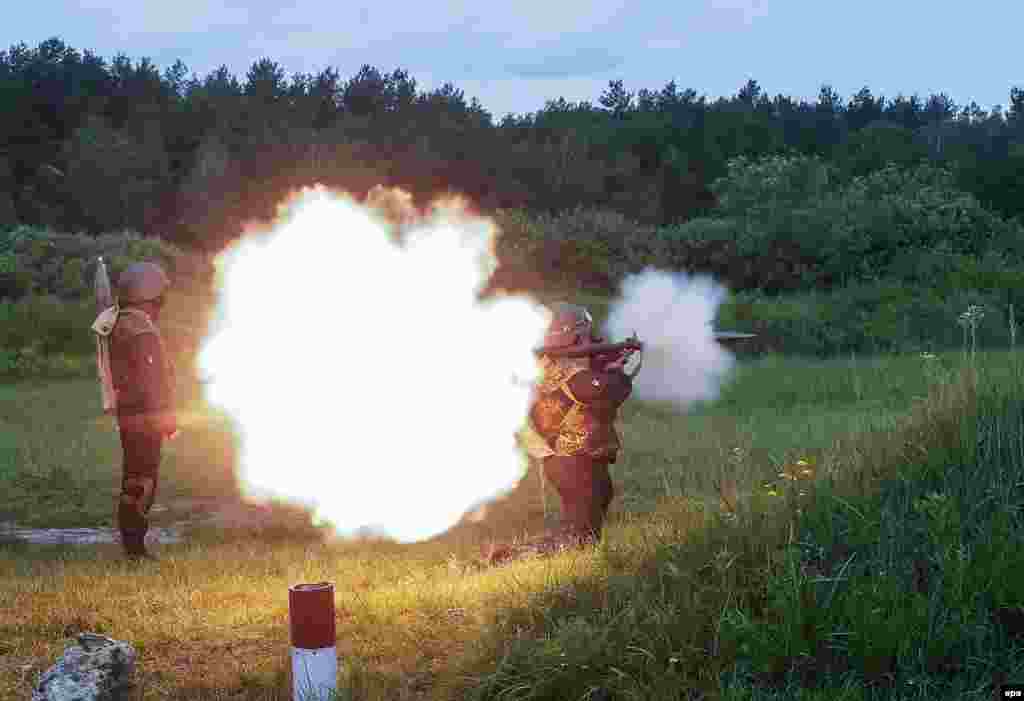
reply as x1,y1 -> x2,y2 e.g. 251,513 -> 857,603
634,158 -> 1024,294
720,378 -> 1024,698
60,258 -> 88,298
656,218 -> 819,293
720,282 -> 1021,357
0,345 -> 92,379
816,164 -> 1024,280
0,226 -> 183,301
0,295 -> 96,358
0,227 -> 200,380
492,157 -> 1024,302
492,207 -> 658,292
711,153 -> 836,220
0,251 -> 33,298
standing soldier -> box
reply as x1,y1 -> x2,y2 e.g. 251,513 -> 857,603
519,303 -> 641,550
107,262 -> 177,561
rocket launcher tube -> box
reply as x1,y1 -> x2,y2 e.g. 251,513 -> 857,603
534,335 -> 644,359
93,257 -> 118,415
534,330 -> 756,358
95,256 -> 114,312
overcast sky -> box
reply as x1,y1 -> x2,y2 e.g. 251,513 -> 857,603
6,1 -> 1022,120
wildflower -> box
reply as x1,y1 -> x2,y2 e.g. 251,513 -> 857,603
957,304 -> 985,326
800,469 -> 813,476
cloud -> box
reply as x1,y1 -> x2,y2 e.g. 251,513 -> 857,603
646,38 -> 685,50
704,0 -> 769,27
504,46 -> 624,79
70,0 -> 253,35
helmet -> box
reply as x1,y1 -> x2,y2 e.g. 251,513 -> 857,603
543,303 -> 593,348
117,262 -> 169,305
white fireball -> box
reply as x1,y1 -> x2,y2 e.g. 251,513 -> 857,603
198,187 -> 549,543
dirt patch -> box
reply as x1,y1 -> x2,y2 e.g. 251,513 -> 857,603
0,524 -> 185,546
0,497 -> 308,547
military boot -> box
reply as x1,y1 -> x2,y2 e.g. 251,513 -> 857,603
122,530 -> 157,561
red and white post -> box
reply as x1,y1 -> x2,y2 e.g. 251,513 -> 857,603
289,582 -> 338,701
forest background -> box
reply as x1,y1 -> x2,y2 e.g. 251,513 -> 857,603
2,36 -> 1024,370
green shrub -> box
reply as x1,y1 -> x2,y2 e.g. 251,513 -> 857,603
0,345 -> 93,379
60,258 -> 88,298
0,295 -> 95,358
0,253 -> 33,298
0,224 -> 45,254
720,383 -> 1024,698
712,153 -> 836,220
695,158 -> 1024,292
493,158 -> 1024,303
819,164 -> 1024,278
0,294 -> 97,378
0,226 -> 183,302
493,207 -> 658,292
721,282 -> 1021,357
0,227 -> 187,379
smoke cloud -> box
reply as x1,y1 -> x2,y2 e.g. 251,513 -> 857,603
604,268 -> 736,408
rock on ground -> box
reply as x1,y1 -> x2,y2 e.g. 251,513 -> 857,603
32,633 -> 136,701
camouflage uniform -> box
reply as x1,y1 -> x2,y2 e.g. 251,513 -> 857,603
529,350 -> 634,542
109,266 -> 176,559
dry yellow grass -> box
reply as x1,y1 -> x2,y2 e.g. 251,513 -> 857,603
1,458 -> 664,700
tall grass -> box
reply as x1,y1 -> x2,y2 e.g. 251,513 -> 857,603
449,351 -> 1024,701
2,343 -> 1022,699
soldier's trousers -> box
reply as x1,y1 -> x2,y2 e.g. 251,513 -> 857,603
542,455 -> 615,541
117,430 -> 163,555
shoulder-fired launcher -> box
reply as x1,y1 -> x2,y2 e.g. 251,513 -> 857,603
535,333 -> 644,359
534,330 -> 756,358
95,257 -> 114,312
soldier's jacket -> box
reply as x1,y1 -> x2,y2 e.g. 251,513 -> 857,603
108,308 -> 175,433
527,355 -> 633,461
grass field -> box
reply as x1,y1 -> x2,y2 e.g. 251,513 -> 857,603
2,283 -> 1023,699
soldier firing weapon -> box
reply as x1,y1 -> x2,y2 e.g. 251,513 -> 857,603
516,306 -> 755,552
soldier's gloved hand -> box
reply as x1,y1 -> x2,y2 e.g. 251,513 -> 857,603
603,353 -> 628,373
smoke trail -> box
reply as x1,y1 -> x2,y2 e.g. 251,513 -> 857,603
604,268 -> 735,408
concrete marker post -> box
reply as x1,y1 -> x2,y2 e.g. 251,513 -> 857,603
289,582 -> 337,701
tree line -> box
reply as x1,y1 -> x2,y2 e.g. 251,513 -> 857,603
2,37 -> 1022,251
